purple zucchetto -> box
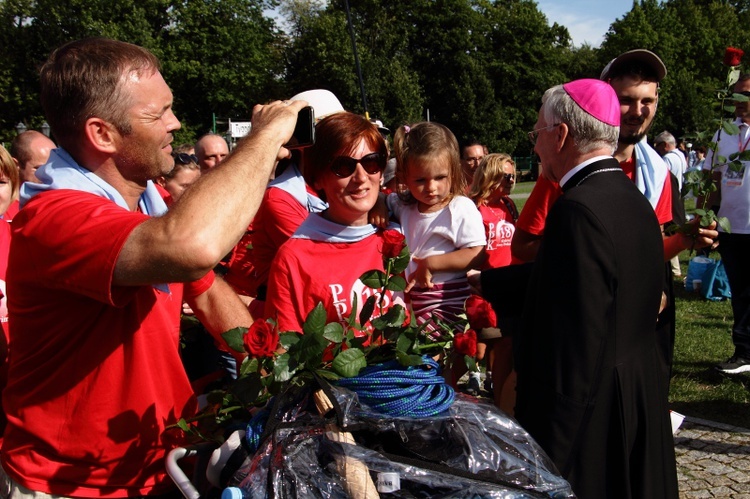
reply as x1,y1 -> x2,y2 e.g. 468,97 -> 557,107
562,79 -> 620,127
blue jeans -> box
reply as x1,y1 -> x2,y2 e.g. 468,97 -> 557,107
718,233 -> 750,358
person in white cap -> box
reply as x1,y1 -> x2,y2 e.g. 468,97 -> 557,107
240,89 -> 345,311
480,79 -> 679,498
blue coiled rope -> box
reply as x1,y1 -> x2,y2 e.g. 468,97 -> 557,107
245,407 -> 270,454
336,356 -> 455,417
245,357 -> 455,450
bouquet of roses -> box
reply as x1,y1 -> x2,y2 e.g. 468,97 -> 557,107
178,230 -> 474,439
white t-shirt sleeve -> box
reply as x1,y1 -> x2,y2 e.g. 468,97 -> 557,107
449,196 -> 487,248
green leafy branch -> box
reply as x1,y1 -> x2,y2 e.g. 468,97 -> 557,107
680,58 -> 744,235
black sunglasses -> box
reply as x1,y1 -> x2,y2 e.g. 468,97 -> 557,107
330,152 -> 385,178
502,173 -> 515,182
173,153 -> 198,165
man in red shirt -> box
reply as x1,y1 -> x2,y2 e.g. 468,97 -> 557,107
0,38 -> 305,498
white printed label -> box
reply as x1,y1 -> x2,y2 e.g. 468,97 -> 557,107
376,472 -> 401,493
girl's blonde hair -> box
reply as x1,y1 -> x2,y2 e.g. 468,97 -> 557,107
0,145 -> 20,203
392,122 -> 465,204
468,153 -> 515,206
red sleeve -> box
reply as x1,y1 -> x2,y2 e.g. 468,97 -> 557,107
515,176 -> 563,236
264,245 -> 304,333
654,173 -> 673,225
184,270 -> 215,298
262,187 -> 311,248
250,187 -> 312,288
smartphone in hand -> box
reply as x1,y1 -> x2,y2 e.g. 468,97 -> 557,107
285,106 -> 315,149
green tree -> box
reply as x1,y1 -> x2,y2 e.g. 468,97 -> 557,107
0,0 -> 284,144
161,0 -> 286,140
282,0 -> 573,156
282,0 -> 424,129
478,0 -> 571,155
0,0 -> 171,143
601,0 -> 750,144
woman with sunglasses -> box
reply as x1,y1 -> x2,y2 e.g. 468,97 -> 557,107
466,153 -> 519,413
264,112 -> 406,332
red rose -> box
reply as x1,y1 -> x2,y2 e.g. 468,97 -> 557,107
454,329 -> 477,357
243,320 -> 279,358
724,47 -> 744,67
381,229 -> 406,259
464,295 -> 497,330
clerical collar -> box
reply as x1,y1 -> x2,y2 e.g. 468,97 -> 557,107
559,155 -> 613,188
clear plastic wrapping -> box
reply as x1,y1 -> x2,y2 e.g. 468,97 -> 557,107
229,378 -> 574,498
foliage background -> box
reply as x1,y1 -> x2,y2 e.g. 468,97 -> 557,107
3,0 -> 750,152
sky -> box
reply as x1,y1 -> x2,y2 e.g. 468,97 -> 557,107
536,0 -> 636,47
268,1 -> 637,48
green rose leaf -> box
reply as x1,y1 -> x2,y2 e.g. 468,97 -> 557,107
391,247 -> 411,274
332,348 -> 367,377
221,326 -> 248,353
372,304 -> 407,330
348,294 -> 359,328
279,331 -> 301,350
385,275 -> 407,292
240,357 -> 259,377
722,120 -> 741,136
396,350 -> 425,367
739,150 -> 750,161
359,295 -> 377,325
349,334 -> 368,350
730,160 -> 745,173
396,329 -> 415,353
360,270 -> 387,289
176,418 -> 191,432
315,368 -> 341,381
718,216 -> 732,233
303,303 -> 328,335
296,332 -> 329,365
702,210 -> 716,227
230,373 -> 265,405
273,352 -> 297,383
323,322 -> 345,343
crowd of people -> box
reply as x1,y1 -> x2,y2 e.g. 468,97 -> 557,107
0,36 -> 744,499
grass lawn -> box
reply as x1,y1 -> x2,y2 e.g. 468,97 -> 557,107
511,181 -> 750,429
670,252 -> 749,428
